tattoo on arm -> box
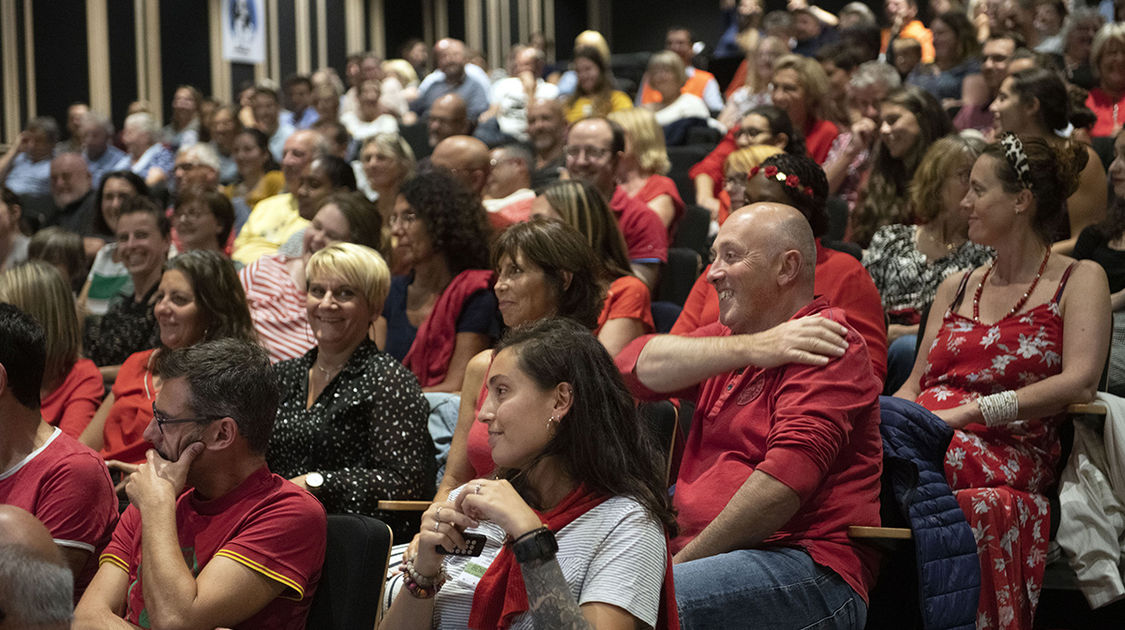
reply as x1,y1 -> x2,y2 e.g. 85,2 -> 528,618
521,557 -> 593,629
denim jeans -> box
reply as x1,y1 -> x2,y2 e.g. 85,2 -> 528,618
884,333 -> 919,396
674,546 -> 867,630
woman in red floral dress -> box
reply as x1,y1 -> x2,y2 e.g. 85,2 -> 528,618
895,133 -> 1111,629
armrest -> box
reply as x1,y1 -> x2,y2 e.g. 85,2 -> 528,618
377,500 -> 431,511
847,525 -> 913,540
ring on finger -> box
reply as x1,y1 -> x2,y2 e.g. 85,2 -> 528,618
433,519 -> 440,532
475,483 -> 483,494
436,507 -> 443,521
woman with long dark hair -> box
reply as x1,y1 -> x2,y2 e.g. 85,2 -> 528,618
383,317 -> 677,630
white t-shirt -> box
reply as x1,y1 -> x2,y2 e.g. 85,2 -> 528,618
489,78 -> 559,141
430,492 -> 667,630
340,112 -> 400,144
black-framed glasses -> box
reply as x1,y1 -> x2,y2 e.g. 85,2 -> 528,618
151,403 -> 225,435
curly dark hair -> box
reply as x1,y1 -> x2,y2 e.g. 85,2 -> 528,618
399,170 -> 491,274
494,317 -> 678,535
756,153 -> 830,237
92,170 -> 150,238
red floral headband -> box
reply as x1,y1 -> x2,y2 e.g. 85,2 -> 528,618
750,165 -> 814,199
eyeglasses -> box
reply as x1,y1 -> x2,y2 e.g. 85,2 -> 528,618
172,207 -> 210,221
151,402 -> 224,435
389,211 -> 417,227
563,145 -> 612,161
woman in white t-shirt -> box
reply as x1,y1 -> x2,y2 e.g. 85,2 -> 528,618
382,318 -> 678,630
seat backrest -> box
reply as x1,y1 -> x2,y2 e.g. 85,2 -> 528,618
655,247 -> 702,306
637,400 -> 680,486
672,204 -> 712,258
307,513 -> 394,630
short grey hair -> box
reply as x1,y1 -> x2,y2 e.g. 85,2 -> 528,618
839,2 -> 877,27
81,111 -> 115,135
0,545 -> 73,627
1090,20 -> 1125,75
495,143 -> 533,171
124,112 -> 159,138
849,61 -> 902,91
26,117 -> 60,143
177,143 -> 221,171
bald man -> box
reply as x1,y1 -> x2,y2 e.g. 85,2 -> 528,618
428,93 -> 471,148
0,507 -> 73,630
430,135 -> 491,199
527,97 -> 568,188
616,203 -> 881,630
412,38 -> 490,120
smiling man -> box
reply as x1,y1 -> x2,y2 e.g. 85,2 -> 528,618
74,338 -> 326,630
616,203 -> 883,630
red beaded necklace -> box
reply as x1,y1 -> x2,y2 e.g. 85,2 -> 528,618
973,248 -> 1051,323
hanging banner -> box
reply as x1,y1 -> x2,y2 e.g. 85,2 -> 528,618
222,0 -> 266,64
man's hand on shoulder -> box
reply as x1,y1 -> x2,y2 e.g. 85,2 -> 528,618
747,316 -> 848,369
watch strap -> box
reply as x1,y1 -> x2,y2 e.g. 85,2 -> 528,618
511,527 -> 558,564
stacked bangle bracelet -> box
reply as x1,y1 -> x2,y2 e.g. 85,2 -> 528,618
401,557 -> 446,599
978,390 -> 1019,427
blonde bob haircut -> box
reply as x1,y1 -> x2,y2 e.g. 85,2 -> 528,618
1091,22 -> 1125,78
609,108 -> 670,175
724,144 -> 785,176
0,261 -> 81,387
306,242 -> 391,311
909,134 -> 986,223
361,132 -> 417,181
574,30 -> 611,65
771,54 -> 830,115
646,50 -> 688,88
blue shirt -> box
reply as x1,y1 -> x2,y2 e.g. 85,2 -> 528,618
281,108 -> 320,130
411,72 -> 491,120
268,123 -> 296,163
4,152 -> 52,196
84,145 -> 127,188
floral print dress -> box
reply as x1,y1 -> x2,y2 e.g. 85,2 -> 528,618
915,263 -> 1075,630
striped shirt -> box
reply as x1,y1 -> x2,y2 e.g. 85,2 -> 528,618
432,492 -> 666,629
239,253 -> 315,363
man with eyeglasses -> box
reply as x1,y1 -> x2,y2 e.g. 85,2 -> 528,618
0,304 -> 117,602
76,338 -> 327,630
565,117 -> 668,288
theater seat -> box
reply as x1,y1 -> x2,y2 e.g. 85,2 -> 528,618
307,513 -> 394,629
673,204 -> 711,259
655,247 -> 702,307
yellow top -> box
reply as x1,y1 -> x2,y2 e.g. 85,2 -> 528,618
232,193 -> 308,265
565,91 -> 633,123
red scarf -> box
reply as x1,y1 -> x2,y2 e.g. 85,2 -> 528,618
403,269 -> 493,387
468,484 -> 679,630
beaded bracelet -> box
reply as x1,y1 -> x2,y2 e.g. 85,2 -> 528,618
978,390 -> 1019,427
400,559 -> 446,599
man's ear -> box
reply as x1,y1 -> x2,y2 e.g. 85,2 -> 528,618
776,249 -> 803,287
207,417 -> 239,450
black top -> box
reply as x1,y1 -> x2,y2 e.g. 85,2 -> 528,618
268,338 -> 435,541
1074,226 -> 1125,293
84,283 -> 161,367
381,274 -> 499,362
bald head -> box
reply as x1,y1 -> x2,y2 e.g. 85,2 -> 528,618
0,505 -> 64,564
708,203 -> 816,333
431,135 -> 490,196
527,98 -> 567,157
435,38 -> 468,82
50,152 -> 92,207
428,94 -> 469,146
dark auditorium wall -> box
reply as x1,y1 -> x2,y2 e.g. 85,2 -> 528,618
3,0 -> 878,141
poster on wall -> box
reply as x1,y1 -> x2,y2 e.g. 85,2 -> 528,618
222,0 -> 266,64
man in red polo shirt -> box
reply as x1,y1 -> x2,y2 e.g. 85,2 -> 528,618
75,339 -> 326,630
565,117 -> 668,289
617,203 -> 882,629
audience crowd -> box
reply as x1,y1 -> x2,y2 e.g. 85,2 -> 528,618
5,1 -> 1125,627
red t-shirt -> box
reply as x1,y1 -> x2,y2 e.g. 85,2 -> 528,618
0,427 -> 117,599
610,187 -> 669,263
617,298 -> 883,603
100,466 -> 326,630
100,349 -> 158,464
632,175 -> 686,236
595,275 -> 655,334
804,117 -> 840,165
671,242 -> 888,382
40,358 -> 104,439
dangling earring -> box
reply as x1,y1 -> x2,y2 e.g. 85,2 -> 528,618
546,415 -> 557,429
